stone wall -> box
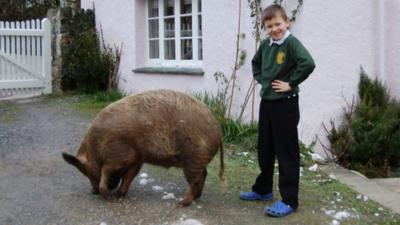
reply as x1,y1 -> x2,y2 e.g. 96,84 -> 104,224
47,8 -> 63,94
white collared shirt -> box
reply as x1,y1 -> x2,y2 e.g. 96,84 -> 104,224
269,30 -> 291,46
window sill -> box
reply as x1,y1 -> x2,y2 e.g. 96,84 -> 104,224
132,67 -> 204,76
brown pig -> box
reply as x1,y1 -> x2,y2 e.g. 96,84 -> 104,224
62,89 -> 225,206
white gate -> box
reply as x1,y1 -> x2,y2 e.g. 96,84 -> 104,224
0,18 -> 52,99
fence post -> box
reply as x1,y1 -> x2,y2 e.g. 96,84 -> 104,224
42,18 -> 52,94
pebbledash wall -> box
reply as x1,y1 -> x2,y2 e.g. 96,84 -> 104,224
81,0 -> 400,155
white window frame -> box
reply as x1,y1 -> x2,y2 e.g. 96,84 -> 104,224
146,0 -> 202,67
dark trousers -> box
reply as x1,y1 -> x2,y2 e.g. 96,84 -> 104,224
252,95 -> 300,209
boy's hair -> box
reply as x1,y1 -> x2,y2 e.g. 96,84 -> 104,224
262,4 -> 289,22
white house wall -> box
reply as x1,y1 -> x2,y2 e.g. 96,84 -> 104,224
386,0 -> 400,97
80,0 -> 399,155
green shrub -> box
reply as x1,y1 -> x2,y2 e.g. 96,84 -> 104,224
61,8 -> 118,93
193,90 -> 258,151
0,0 -> 59,21
90,89 -> 125,103
328,69 -> 400,177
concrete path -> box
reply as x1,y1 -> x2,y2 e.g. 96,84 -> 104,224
322,164 -> 400,215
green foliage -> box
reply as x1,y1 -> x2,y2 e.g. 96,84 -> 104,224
193,87 -> 258,150
238,50 -> 247,68
328,69 -> 400,178
89,89 -> 125,103
0,0 -> 59,21
61,8 -> 118,93
71,89 -> 125,115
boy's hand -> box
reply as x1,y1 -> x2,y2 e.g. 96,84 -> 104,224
272,80 -> 292,92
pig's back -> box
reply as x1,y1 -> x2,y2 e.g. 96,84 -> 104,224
88,90 -> 222,162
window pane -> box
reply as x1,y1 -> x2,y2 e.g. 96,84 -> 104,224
149,19 -> 159,38
198,15 -> 202,36
164,40 -> 175,59
181,16 -> 192,37
164,0 -> 174,16
198,38 -> 202,60
181,0 -> 192,14
164,18 -> 175,38
148,0 -> 158,17
149,40 -> 159,58
181,39 -> 192,60
198,0 -> 201,12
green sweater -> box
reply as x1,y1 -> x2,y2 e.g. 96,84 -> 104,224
252,35 -> 315,100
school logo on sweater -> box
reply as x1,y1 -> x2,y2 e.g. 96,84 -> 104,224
276,51 -> 285,64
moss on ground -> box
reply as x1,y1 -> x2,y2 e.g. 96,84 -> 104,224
0,101 -> 19,124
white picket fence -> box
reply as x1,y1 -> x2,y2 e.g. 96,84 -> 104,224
0,18 -> 52,99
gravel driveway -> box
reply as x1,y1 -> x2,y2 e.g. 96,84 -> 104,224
0,97 -> 272,225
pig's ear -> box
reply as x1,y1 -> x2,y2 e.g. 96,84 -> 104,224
62,152 -> 87,175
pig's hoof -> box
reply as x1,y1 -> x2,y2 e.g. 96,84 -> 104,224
194,192 -> 202,200
99,188 -> 110,199
91,188 -> 100,195
178,199 -> 192,207
116,191 -> 127,198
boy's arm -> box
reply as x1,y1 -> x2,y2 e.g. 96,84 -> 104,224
288,38 -> 316,89
251,42 -> 263,83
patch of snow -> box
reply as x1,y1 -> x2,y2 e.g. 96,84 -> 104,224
152,185 -> 164,192
139,173 -> 148,178
374,213 -> 380,217
357,194 -> 368,201
162,192 -> 176,200
139,178 -> 155,186
239,152 -> 249,156
324,209 -> 336,217
139,178 -> 148,186
310,152 -> 326,164
174,219 -> 203,225
334,211 -> 351,220
325,209 -> 353,222
331,219 -> 340,225
329,173 -> 337,180
308,164 -> 318,172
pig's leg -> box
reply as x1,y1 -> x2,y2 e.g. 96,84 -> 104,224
99,165 -> 120,198
180,166 -> 203,207
116,163 -> 142,197
193,168 -> 207,200
90,180 -> 100,195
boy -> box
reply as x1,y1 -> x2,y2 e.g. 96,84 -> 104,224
239,4 -> 315,217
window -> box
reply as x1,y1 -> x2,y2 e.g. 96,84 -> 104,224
147,0 -> 202,67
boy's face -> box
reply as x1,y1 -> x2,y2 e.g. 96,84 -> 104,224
264,15 -> 290,41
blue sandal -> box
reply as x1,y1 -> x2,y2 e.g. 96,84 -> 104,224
264,200 -> 294,217
239,191 -> 273,201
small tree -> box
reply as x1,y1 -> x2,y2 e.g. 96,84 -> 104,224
0,0 -> 60,21
327,69 -> 400,178
61,8 -> 121,93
